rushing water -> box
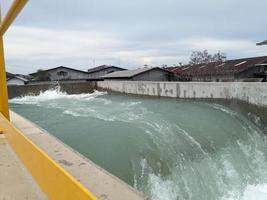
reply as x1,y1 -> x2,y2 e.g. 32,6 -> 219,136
9,87 -> 267,200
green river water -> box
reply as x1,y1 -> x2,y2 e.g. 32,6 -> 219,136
9,88 -> 267,200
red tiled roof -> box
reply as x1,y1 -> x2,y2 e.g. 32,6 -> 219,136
167,55 -> 267,77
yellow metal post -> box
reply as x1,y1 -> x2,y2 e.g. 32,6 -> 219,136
0,113 -> 98,200
0,1 -> 98,199
0,0 -> 28,35
0,0 -> 28,120
0,124 -> 4,134
0,26 -> 9,120
0,37 -> 9,120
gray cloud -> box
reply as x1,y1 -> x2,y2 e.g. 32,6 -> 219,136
3,0 -> 267,74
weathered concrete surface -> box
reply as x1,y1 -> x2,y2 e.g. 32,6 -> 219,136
10,111 -> 147,200
8,81 -> 97,99
0,134 -> 48,200
97,81 -> 267,108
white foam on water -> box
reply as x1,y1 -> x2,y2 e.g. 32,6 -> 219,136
223,184 -> 267,200
241,184 -> 267,200
63,110 -> 83,117
9,90 -> 64,105
247,112 -> 262,127
149,174 -> 177,200
93,104 -> 150,122
120,101 -> 142,107
211,103 -> 238,116
174,124 -> 211,159
9,87 -> 107,105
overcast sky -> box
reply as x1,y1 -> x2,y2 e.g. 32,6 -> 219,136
3,0 -> 267,74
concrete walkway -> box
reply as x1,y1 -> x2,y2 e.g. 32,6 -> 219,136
0,134 -> 48,200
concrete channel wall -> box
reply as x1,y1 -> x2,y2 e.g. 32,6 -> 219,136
8,81 -> 97,99
97,81 -> 267,108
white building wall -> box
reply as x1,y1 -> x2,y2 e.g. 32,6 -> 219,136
7,78 -> 25,85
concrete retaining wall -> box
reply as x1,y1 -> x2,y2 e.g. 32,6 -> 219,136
8,81 -> 97,99
97,81 -> 267,108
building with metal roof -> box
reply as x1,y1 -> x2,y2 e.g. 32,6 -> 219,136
6,72 -> 29,85
6,72 -> 15,79
167,55 -> 267,82
102,67 -> 176,81
29,66 -> 89,81
257,40 -> 267,46
88,65 -> 126,80
7,75 -> 29,85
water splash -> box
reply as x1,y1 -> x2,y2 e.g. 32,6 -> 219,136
9,92 -> 267,200
240,184 -> 267,200
9,86 -> 107,105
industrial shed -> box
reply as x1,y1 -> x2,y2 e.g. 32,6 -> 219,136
6,72 -> 29,85
6,72 -> 15,79
102,67 -> 175,81
7,76 -> 29,85
167,56 -> 267,82
29,66 -> 89,81
88,65 -> 126,80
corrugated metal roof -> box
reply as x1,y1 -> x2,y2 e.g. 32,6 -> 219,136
257,40 -> 267,46
6,72 -> 15,78
14,76 -> 29,82
29,66 -> 88,75
102,67 -> 167,78
88,65 -> 125,74
167,55 -> 267,77
8,76 -> 29,82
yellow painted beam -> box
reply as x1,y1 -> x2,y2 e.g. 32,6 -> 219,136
0,1 -> 97,199
0,0 -> 28,120
0,0 -> 28,36
0,36 -> 9,120
0,125 -> 4,134
0,113 -> 98,200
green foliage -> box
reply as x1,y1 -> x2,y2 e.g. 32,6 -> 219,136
35,69 -> 51,81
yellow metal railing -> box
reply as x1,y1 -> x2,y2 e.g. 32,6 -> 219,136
0,36 -> 8,119
0,1 -> 98,199
0,0 -> 27,120
0,113 -> 97,200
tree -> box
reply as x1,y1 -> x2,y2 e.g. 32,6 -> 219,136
35,69 -> 51,81
161,64 -> 168,68
212,51 -> 227,63
189,50 -> 226,65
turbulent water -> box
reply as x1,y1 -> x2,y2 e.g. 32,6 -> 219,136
9,87 -> 267,200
